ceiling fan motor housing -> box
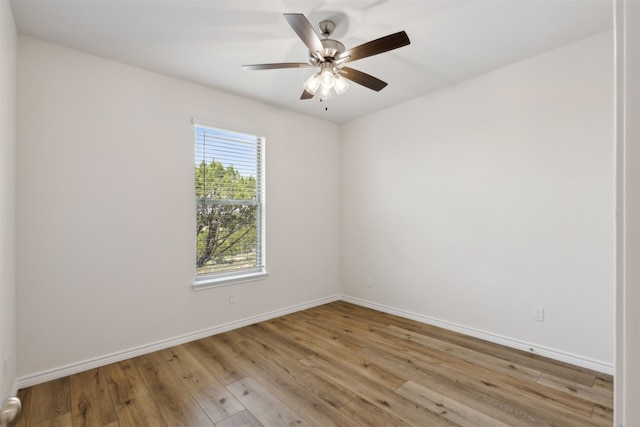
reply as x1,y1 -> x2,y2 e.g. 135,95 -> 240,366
309,39 -> 345,64
307,20 -> 344,64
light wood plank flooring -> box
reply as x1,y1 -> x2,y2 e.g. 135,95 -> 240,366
14,301 -> 613,426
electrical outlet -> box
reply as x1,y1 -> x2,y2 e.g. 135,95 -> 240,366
229,292 -> 237,304
532,306 -> 544,322
367,277 -> 373,288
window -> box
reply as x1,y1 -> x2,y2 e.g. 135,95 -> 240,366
194,123 -> 265,287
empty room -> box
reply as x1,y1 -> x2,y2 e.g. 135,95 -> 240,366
1,0 -> 639,426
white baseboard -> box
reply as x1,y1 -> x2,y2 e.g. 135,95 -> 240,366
341,295 -> 614,376
16,294 -> 341,389
16,292 -> 613,389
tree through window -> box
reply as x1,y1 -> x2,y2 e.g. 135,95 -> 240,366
194,124 -> 265,282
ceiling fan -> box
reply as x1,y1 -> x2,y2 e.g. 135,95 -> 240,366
242,13 -> 410,101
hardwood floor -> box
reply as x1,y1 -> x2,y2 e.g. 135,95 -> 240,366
14,301 -> 613,426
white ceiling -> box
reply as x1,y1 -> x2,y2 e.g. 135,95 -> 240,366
11,0 -> 613,124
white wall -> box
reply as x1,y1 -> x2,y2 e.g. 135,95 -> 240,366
16,36 -> 341,379
15,28 -> 617,383
0,0 -> 18,397
341,32 -> 614,369
615,1 -> 640,424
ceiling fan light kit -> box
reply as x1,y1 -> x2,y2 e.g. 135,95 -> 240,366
304,62 -> 350,100
242,13 -> 410,105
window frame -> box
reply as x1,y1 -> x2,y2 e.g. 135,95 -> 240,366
192,120 -> 267,290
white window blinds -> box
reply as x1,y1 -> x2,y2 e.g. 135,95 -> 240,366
194,124 -> 265,280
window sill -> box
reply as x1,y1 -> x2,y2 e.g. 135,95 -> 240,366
192,270 -> 268,291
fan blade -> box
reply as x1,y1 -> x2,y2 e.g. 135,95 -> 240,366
339,67 -> 388,91
284,13 -> 325,59
242,63 -> 315,71
335,31 -> 410,63
301,89 -> 315,100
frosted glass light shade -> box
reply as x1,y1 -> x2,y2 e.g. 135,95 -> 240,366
333,75 -> 349,95
320,68 -> 335,88
319,85 -> 333,100
304,73 -> 321,94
